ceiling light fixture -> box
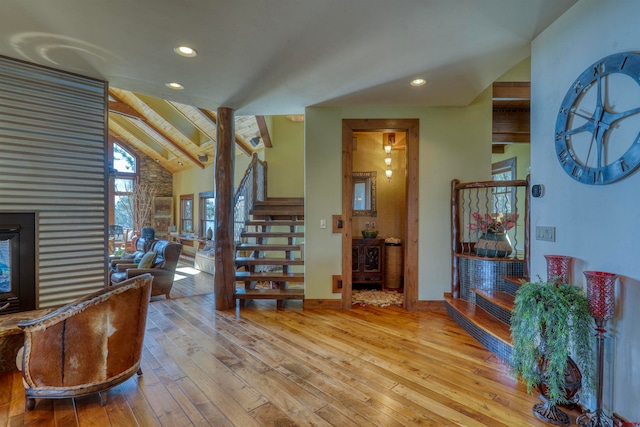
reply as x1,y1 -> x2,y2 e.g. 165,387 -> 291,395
411,78 -> 427,87
166,82 -> 184,90
174,46 -> 197,57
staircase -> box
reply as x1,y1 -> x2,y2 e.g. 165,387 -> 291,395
444,273 -> 527,362
234,198 -> 305,309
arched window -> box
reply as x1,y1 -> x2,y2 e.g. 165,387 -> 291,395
109,142 -> 139,229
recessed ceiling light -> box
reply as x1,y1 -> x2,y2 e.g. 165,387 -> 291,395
166,82 -> 184,90
174,46 -> 197,57
411,78 -> 427,87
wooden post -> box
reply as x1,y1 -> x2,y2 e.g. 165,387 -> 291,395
214,107 -> 235,310
451,179 -> 460,299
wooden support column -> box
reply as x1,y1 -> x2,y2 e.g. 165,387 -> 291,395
214,107 -> 236,310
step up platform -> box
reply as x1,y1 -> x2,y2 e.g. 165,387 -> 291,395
235,288 -> 304,311
444,295 -> 512,362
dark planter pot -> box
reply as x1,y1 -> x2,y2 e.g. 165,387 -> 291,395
475,231 -> 512,257
532,355 -> 582,426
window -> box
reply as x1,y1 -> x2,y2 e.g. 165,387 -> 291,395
199,191 -> 215,239
110,142 -> 138,229
492,157 -> 516,213
180,194 -> 194,233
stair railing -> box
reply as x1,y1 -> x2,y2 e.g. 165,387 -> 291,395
450,176 -> 530,298
234,153 -> 267,243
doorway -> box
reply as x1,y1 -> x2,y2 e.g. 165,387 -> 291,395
341,119 -> 419,310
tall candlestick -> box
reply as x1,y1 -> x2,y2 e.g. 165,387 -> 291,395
577,270 -> 617,427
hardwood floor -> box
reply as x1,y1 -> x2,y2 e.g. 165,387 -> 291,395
0,263 -> 579,426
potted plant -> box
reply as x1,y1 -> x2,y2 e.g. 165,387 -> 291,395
510,278 -> 595,425
468,212 -> 518,257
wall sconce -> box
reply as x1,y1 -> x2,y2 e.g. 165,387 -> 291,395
384,139 -> 392,182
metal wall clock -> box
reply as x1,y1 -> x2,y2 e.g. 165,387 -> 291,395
555,52 -> 640,184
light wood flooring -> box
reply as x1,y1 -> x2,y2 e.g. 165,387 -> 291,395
0,262 -> 580,426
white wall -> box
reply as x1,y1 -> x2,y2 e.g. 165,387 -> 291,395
532,0 -> 640,420
304,94 -> 492,301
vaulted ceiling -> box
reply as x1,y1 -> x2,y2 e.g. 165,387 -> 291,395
108,88 -> 270,173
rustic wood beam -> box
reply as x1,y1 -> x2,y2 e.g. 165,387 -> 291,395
108,100 -> 145,120
214,107 -> 236,310
199,108 -> 254,156
256,116 -> 272,148
109,89 -> 205,169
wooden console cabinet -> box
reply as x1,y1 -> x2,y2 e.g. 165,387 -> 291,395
352,238 -> 385,289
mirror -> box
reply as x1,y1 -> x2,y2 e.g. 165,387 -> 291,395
353,171 -> 377,217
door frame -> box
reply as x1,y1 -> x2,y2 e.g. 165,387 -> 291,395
341,119 -> 419,310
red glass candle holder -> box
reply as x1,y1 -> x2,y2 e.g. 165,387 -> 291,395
544,255 -> 572,284
584,271 -> 617,320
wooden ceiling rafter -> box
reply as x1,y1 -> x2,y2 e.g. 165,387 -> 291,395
108,100 -> 145,120
256,116 -> 272,148
109,89 -> 206,169
198,108 -> 254,156
108,120 -> 180,173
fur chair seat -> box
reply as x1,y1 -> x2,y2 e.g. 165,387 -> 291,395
16,274 -> 153,411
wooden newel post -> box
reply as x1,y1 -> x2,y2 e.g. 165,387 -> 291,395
214,107 -> 236,310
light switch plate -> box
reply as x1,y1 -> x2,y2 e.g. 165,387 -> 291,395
536,226 -> 556,242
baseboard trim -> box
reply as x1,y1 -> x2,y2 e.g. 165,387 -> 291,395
303,299 -> 342,310
303,298 -> 446,311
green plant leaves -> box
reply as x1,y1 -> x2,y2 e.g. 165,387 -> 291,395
510,278 -> 595,405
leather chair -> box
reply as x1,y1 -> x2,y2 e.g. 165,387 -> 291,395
109,237 -> 156,270
110,239 -> 182,299
16,274 -> 153,410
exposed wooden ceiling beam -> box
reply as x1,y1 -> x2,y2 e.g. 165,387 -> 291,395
256,116 -> 272,148
108,121 -> 180,173
198,108 -> 254,156
108,100 -> 145,120
109,89 -> 205,169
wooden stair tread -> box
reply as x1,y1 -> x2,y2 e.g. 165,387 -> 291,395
250,213 -> 305,220
235,257 -> 304,266
253,198 -> 304,206
472,288 -> 514,311
245,220 -> 304,227
236,272 -> 305,282
503,276 -> 528,286
444,295 -> 512,346
234,288 -> 304,299
241,231 -> 304,238
237,244 -> 301,251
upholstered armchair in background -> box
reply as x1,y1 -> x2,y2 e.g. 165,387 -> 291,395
110,240 -> 183,299
16,274 -> 153,410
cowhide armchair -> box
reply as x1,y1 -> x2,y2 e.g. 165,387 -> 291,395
16,274 -> 153,410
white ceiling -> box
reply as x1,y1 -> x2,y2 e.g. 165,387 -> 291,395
0,0 -> 577,115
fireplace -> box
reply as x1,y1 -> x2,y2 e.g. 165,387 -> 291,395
0,213 -> 36,315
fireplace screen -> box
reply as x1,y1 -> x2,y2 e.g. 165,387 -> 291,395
0,225 -> 21,313
0,238 -> 10,293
